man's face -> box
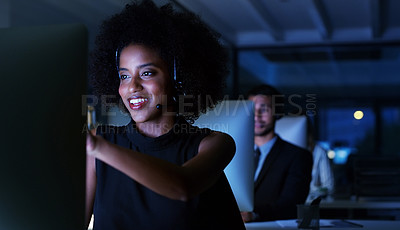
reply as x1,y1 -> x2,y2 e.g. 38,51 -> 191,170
249,95 -> 275,137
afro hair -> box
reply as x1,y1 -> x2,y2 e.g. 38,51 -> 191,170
90,0 -> 229,122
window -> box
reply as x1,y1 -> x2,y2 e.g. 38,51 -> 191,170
381,107 -> 400,156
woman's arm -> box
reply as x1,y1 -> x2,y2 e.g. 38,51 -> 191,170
85,130 -> 97,228
85,154 -> 96,228
86,131 -> 235,201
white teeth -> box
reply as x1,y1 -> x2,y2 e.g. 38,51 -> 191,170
130,98 -> 147,104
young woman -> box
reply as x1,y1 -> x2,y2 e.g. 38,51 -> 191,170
86,1 -> 245,229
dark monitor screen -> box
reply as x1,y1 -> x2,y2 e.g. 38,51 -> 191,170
0,24 -> 87,230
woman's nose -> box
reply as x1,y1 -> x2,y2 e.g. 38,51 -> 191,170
128,76 -> 143,93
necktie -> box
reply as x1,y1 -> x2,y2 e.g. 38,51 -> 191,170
254,147 -> 261,177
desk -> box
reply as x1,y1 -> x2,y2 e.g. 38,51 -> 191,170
245,219 -> 400,230
320,199 -> 400,209
320,199 -> 400,219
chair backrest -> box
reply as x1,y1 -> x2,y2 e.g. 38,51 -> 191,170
275,115 -> 308,149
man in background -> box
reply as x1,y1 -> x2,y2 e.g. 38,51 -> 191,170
306,117 -> 335,201
241,84 -> 313,222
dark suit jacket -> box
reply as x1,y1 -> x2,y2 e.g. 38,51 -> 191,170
253,136 -> 313,221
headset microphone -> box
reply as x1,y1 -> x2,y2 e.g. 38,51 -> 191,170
156,104 -> 162,110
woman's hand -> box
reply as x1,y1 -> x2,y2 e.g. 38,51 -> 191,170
241,211 -> 255,222
86,129 -> 98,156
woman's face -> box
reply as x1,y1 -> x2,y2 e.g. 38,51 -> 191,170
118,44 -> 173,123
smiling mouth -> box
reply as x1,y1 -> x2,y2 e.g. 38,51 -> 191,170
128,97 -> 148,110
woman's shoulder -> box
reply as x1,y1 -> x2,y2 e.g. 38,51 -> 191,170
96,122 -> 134,136
174,117 -> 213,136
178,116 -> 235,150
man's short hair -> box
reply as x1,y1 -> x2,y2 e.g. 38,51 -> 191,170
247,84 -> 285,119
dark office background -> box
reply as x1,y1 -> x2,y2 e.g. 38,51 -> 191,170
2,0 -> 400,214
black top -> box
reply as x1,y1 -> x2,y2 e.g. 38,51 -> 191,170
93,117 -> 245,230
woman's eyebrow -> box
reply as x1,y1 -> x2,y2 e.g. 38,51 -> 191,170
118,63 -> 159,72
118,67 -> 129,72
137,63 -> 158,69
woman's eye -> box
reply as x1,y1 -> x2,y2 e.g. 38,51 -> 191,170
141,71 -> 154,77
119,74 -> 129,80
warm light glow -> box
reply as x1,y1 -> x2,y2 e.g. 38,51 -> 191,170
327,150 -> 335,159
354,110 -> 364,120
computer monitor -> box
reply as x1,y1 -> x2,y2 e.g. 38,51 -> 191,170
0,24 -> 87,230
194,100 -> 254,212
